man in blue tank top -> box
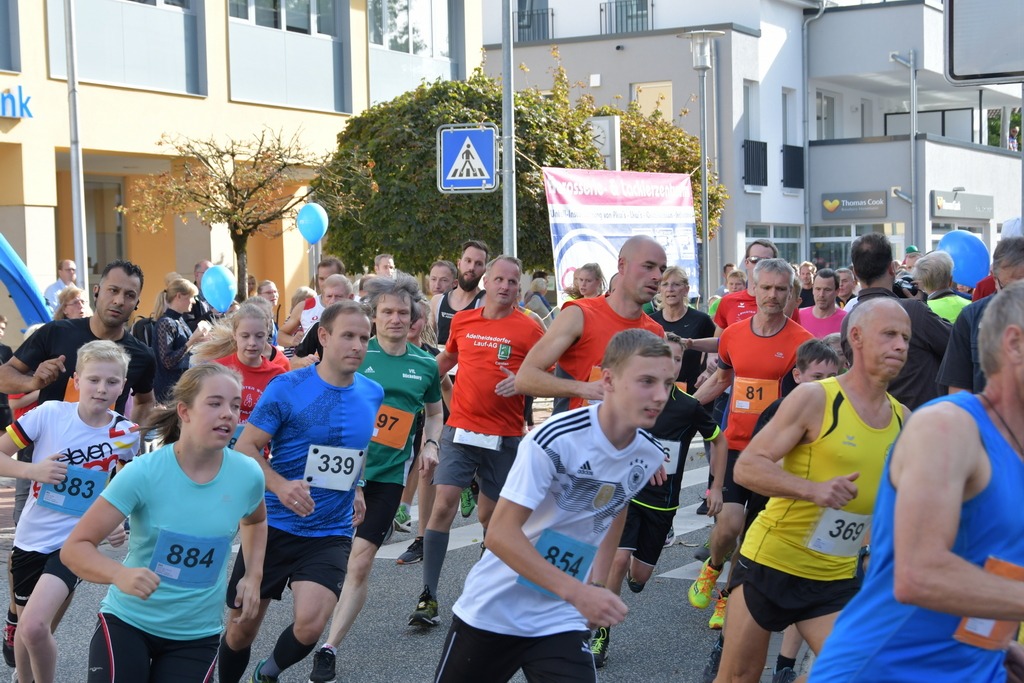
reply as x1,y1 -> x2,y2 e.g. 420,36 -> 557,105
812,281 -> 1024,682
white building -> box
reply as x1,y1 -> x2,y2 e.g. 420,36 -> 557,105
483,0 -> 1021,281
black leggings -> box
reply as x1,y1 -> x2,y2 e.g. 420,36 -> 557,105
87,613 -> 219,682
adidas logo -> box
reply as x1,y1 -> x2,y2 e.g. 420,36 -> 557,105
577,461 -> 593,476
364,366 -> 375,374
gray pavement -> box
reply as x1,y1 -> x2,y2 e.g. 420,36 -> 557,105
0,436 -> 806,682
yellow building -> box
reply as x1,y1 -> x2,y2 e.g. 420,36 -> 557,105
0,0 -> 481,340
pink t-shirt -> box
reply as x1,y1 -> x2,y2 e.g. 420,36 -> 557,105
797,307 -> 847,339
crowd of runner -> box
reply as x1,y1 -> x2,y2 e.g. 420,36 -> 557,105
0,232 -> 1022,683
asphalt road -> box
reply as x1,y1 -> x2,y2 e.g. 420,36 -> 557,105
0,438 -> 801,682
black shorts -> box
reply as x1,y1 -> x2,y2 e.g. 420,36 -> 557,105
722,449 -> 754,506
88,612 -> 218,683
226,527 -> 351,605
10,547 -> 81,607
619,502 -> 674,567
435,615 -> 596,683
730,554 -> 861,632
355,481 -> 404,547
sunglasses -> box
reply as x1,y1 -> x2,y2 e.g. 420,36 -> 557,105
746,256 -> 765,264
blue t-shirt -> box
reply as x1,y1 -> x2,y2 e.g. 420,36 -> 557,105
248,365 -> 383,537
813,392 -> 1024,682
99,444 -> 264,640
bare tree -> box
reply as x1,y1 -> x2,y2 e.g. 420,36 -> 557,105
119,129 -> 370,299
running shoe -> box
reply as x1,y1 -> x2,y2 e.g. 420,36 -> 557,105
460,487 -> 476,518
409,586 -> 440,626
393,503 -> 412,533
701,639 -> 723,683
625,568 -> 645,594
308,647 -> 337,683
396,537 -> 424,565
664,526 -> 675,548
590,626 -> 610,668
688,558 -> 722,609
249,659 -> 278,683
708,592 -> 728,629
773,666 -> 797,683
2,619 -> 15,668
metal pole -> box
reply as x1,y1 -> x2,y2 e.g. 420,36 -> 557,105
909,48 -> 918,248
698,68 -> 711,310
64,0 -> 88,288
501,0 -> 517,257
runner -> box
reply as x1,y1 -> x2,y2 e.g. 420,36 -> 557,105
797,268 -> 846,338
307,275 -> 442,683
689,258 -> 813,627
812,280 -> 1024,681
432,241 -> 489,347
515,235 -> 666,412
291,275 -> 356,364
61,363 -> 267,683
433,329 -> 674,683
408,256 -> 544,628
278,256 -> 345,348
712,298 -> 910,682
428,261 -> 456,296
190,302 -> 287,427
591,332 -> 727,668
0,342 -> 138,683
650,269 -> 715,393
217,300 -> 384,683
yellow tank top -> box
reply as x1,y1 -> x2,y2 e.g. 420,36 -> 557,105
741,377 -> 903,581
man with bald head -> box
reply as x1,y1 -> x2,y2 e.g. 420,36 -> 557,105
711,297 -> 911,682
515,235 -> 667,412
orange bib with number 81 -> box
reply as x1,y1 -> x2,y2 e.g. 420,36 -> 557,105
731,377 -> 779,415
370,405 -> 415,451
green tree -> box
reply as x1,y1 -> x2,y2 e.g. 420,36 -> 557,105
317,61 -> 727,272
988,108 -> 1021,147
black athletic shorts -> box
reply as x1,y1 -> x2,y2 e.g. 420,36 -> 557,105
226,527 -> 351,604
721,449 -> 754,506
435,615 -> 596,683
88,612 -> 218,683
619,502 -> 674,567
355,481 -> 404,547
730,554 -> 861,632
11,547 -> 81,607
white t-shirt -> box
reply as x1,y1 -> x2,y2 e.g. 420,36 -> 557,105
452,405 -> 665,637
9,402 -> 140,553
299,297 -> 325,342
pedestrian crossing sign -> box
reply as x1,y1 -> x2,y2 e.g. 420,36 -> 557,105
437,123 -> 499,194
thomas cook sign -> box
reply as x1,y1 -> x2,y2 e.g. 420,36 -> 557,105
820,191 -> 887,220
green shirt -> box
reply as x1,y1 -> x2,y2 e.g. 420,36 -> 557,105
359,338 -> 442,485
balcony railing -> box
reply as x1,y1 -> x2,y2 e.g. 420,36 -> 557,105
782,144 -> 804,189
744,139 -> 768,187
600,0 -> 652,35
513,8 -> 554,43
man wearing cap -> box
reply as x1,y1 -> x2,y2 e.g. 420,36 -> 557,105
903,246 -> 921,270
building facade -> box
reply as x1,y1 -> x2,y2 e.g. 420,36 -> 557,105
0,0 -> 481,339
483,0 -> 1020,287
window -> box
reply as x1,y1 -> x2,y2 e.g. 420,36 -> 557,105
632,81 -> 672,119
369,0 -> 450,59
125,0 -> 191,7
746,224 -> 802,265
809,223 -> 905,269
231,0 -> 341,36
816,90 -> 837,140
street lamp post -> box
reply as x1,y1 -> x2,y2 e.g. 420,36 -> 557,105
683,30 -> 723,310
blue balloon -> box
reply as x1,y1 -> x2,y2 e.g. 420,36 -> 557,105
937,230 -> 990,288
201,265 -> 237,313
297,203 -> 329,245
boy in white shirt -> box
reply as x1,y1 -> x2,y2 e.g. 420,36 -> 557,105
434,329 -> 675,683
3,341 -> 139,683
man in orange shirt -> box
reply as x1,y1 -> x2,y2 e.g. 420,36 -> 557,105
515,235 -> 666,412
408,256 -> 545,629
690,258 -> 813,627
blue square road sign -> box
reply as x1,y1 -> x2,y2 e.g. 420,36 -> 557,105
437,123 -> 499,194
